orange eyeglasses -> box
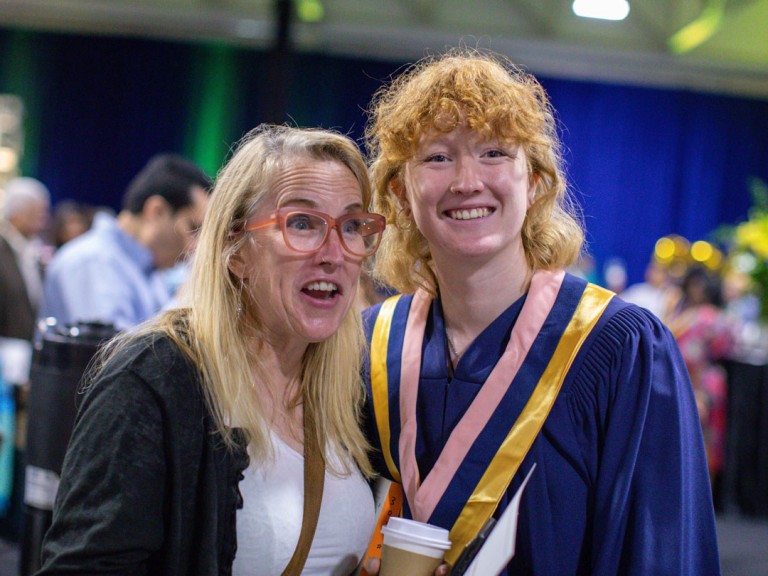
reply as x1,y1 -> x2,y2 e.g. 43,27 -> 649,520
244,208 -> 386,258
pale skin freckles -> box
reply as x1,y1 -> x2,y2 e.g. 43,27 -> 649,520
402,126 -> 535,272
401,126 -> 538,356
237,160 -> 364,360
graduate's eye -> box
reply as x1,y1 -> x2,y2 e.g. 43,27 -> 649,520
485,149 -> 506,158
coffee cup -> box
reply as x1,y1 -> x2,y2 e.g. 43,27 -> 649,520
379,517 -> 452,576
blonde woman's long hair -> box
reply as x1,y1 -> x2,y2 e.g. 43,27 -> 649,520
365,48 -> 584,295
90,125 -> 374,478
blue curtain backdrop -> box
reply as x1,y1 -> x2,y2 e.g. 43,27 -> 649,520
1,27 -> 767,285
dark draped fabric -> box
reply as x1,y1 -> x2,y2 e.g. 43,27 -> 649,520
1,27 -> 767,283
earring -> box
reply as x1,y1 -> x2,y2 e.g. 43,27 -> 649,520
236,279 -> 246,318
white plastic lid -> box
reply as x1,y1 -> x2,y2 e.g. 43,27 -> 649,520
381,517 -> 452,551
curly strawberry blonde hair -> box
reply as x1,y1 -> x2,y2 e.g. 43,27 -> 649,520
365,48 -> 584,295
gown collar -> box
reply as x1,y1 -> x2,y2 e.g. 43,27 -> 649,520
425,290 -> 528,382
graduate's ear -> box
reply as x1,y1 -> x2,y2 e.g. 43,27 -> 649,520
390,176 -> 406,203
527,172 -> 540,208
390,176 -> 412,218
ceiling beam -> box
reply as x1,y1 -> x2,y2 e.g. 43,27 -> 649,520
621,1 -> 673,50
0,0 -> 765,99
504,0 -> 557,36
391,0 -> 439,25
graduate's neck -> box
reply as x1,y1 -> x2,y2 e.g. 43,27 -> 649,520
434,251 -> 532,354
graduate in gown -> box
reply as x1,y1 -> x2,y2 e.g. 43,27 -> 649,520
361,49 -> 721,576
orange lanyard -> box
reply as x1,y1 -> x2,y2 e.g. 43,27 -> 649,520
359,482 -> 404,575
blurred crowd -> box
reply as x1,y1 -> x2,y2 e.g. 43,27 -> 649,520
0,155 -> 210,540
606,237 -> 763,502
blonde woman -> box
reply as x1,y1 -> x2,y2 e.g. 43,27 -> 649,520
38,125 -> 386,576
362,50 -> 720,575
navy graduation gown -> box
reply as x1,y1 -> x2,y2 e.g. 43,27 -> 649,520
362,273 -> 721,576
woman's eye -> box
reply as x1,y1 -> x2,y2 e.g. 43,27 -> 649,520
425,153 -> 449,163
286,215 -> 313,230
342,218 -> 363,235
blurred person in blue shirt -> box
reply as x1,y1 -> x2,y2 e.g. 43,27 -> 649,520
41,154 -> 210,331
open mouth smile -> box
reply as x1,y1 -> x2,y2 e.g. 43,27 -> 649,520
446,207 -> 494,220
302,280 -> 340,300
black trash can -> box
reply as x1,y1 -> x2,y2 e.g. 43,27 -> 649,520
20,321 -> 117,576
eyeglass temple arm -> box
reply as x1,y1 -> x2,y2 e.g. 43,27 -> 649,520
243,218 -> 277,233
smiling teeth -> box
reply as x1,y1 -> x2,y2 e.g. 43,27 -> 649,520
306,281 -> 338,292
449,207 -> 491,220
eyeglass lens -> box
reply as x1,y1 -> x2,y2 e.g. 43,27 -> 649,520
283,212 -> 381,256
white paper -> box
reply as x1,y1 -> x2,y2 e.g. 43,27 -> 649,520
24,465 -> 60,510
0,336 -> 33,386
465,463 -> 537,576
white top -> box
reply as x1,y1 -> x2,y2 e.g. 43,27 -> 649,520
232,433 -> 375,576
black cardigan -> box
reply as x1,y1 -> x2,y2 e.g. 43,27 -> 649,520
36,333 -> 250,576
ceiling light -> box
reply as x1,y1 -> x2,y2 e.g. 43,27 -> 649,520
572,0 -> 630,21
297,0 -> 324,23
668,0 -> 725,54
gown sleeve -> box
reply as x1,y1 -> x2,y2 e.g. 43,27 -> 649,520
581,304 -> 721,575
37,365 -> 167,575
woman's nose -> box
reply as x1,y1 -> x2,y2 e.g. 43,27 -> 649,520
315,227 -> 345,265
449,158 -> 483,195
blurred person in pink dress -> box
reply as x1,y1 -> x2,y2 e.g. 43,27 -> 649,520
669,266 -> 733,484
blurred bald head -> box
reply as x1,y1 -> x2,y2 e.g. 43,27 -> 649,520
3,177 -> 51,238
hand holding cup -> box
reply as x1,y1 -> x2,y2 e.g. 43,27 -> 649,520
371,517 -> 451,576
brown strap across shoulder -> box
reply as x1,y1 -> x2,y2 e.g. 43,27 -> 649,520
281,399 -> 325,576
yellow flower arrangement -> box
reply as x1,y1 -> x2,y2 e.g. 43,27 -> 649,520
722,178 -> 768,318
734,215 -> 768,260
